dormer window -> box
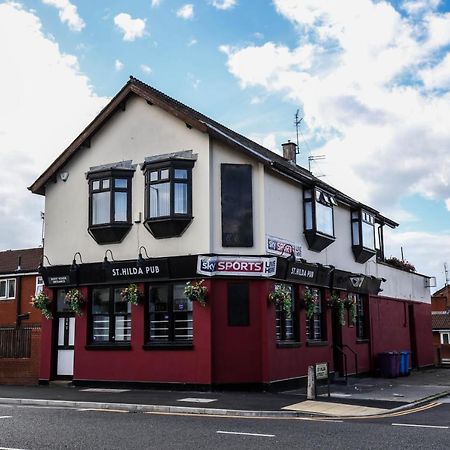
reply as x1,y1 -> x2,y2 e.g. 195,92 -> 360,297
142,151 -> 196,239
303,188 -> 336,252
87,161 -> 135,245
351,209 -> 376,263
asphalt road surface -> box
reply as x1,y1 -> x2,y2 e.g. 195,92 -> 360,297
0,399 -> 449,449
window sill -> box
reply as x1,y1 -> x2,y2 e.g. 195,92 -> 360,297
143,342 -> 193,351
306,340 -> 329,347
356,339 -> 369,344
88,223 -> 132,244
144,217 -> 193,239
276,341 -> 302,349
85,343 -> 131,351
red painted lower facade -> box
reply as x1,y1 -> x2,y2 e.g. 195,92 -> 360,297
39,277 -> 433,387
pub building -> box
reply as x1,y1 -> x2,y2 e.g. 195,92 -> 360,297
29,77 -> 433,388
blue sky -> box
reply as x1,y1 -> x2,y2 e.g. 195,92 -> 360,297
0,0 -> 449,288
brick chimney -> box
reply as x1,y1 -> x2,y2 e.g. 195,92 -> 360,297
282,141 -> 297,163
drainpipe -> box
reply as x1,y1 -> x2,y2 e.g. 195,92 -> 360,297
15,256 -> 22,328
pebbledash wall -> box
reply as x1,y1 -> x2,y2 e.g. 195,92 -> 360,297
30,78 -> 433,388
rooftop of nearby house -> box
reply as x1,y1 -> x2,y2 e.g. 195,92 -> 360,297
28,77 -> 397,229
0,248 -> 42,275
432,311 -> 450,330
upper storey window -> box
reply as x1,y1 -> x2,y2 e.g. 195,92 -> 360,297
142,151 -> 196,239
87,161 -> 135,245
0,279 -> 16,300
351,209 -> 376,263
303,187 -> 336,252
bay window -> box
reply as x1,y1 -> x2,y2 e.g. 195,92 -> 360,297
351,209 -> 376,263
142,152 -> 196,239
304,188 -> 336,251
87,163 -> 135,244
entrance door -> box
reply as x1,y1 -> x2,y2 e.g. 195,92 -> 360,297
55,290 -> 75,377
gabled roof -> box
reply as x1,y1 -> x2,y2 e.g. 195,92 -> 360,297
432,312 -> 450,330
29,77 -> 398,228
0,248 -> 42,275
433,285 -> 450,298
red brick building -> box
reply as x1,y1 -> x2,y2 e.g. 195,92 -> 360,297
0,248 -> 43,384
432,285 -> 450,365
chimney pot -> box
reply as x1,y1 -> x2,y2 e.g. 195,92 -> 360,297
282,141 -> 297,163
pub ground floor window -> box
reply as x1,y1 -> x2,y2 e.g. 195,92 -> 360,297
274,284 -> 297,341
91,287 -> 131,344
354,293 -> 368,339
306,287 -> 325,341
148,284 -> 193,344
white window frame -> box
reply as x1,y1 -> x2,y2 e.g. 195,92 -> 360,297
0,278 -> 16,300
35,276 -> 44,296
440,332 -> 450,345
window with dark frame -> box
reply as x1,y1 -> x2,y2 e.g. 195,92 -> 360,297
91,287 -> 131,344
147,284 -> 193,344
303,188 -> 336,252
0,279 -> 16,300
305,287 -> 324,341
275,284 -> 297,342
142,157 -> 195,239
351,209 -> 377,263
87,166 -> 134,245
228,283 -> 250,326
355,294 -> 367,339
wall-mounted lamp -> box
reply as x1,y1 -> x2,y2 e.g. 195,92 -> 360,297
60,171 -> 69,182
137,246 -> 150,267
287,253 -> 296,263
71,252 -> 83,272
38,255 -> 52,275
381,277 -> 387,283
299,258 -> 307,264
102,249 -> 115,270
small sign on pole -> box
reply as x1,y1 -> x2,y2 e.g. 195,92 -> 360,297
307,362 -> 330,400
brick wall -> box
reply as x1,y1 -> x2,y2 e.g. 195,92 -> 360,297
0,327 -> 41,385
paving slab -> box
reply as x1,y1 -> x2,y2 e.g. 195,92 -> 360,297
282,400 -> 388,417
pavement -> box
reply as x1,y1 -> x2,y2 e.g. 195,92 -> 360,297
0,367 -> 449,418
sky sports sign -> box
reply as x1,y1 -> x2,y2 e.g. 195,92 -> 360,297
197,256 -> 277,278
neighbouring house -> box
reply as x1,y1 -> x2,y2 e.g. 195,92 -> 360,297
432,285 -> 450,365
0,248 -> 43,384
29,77 -> 433,388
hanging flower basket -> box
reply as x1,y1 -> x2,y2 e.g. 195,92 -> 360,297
120,284 -> 142,305
303,289 -> 317,320
329,293 -> 346,326
345,297 -> 357,325
269,285 -> 292,317
184,280 -> 208,307
64,289 -> 85,316
31,292 -> 52,319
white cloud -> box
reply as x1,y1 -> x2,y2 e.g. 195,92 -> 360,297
176,4 -> 194,20
0,3 -> 108,249
41,0 -> 85,31
140,64 -> 152,74
401,0 -> 441,14
221,0 -> 450,216
114,59 -> 124,71
151,0 -> 161,7
114,13 -> 146,41
250,96 -> 262,105
446,199 -> 450,211
187,38 -> 198,47
419,53 -> 450,89
211,0 -> 237,10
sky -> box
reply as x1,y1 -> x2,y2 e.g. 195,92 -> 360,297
0,0 -> 449,290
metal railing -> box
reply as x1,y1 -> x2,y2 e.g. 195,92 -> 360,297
333,344 -> 359,383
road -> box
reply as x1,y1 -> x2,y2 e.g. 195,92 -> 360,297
0,399 -> 449,449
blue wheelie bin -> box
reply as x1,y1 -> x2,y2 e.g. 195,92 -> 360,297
399,351 -> 410,376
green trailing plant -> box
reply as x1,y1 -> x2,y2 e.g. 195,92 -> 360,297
330,293 -> 346,326
385,256 -> 416,273
184,279 -> 208,307
269,284 -> 292,317
121,284 -> 142,305
345,297 -> 357,326
30,292 -> 52,319
64,289 -> 85,316
303,289 -> 317,320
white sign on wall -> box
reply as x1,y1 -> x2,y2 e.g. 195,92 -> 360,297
197,256 -> 277,277
266,235 -> 302,260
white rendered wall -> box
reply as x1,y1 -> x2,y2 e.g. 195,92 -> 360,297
44,95 -> 210,265
264,171 -> 430,303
